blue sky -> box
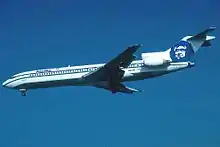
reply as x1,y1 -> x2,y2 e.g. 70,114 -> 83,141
0,0 -> 220,146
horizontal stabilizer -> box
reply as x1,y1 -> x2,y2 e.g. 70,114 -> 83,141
206,35 -> 216,41
186,26 -> 216,52
188,26 -> 216,41
201,35 -> 215,47
202,40 -> 211,47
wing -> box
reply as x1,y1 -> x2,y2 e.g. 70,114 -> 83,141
94,82 -> 142,94
82,44 -> 143,82
104,44 -> 143,69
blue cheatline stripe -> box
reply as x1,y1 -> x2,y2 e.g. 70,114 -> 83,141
5,72 -> 80,86
12,62 -> 145,78
4,76 -> 28,86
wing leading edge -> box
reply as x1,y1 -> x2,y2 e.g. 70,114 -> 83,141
83,44 -> 143,94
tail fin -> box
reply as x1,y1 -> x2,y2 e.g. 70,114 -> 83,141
169,26 -> 216,62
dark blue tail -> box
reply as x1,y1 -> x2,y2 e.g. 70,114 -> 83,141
169,40 -> 195,62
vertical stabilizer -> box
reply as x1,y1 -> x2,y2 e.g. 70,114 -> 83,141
169,26 -> 216,62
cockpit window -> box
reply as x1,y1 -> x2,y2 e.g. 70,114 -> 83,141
11,75 -> 16,78
10,73 -> 27,78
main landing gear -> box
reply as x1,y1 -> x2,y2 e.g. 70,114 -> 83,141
19,89 -> 27,96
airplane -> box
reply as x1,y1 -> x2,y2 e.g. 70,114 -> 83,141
2,27 -> 216,96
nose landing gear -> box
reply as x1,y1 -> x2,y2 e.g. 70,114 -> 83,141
19,89 -> 27,96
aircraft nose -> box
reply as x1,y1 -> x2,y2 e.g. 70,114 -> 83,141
2,80 -> 9,88
2,81 -> 7,87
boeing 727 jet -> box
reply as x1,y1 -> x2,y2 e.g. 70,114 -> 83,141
2,27 -> 216,96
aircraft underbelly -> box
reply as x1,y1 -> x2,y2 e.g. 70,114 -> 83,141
122,71 -> 170,82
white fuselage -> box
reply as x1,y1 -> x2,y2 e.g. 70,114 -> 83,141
2,59 -> 194,90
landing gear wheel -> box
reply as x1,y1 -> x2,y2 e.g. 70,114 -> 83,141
111,91 -> 117,94
21,91 -> 26,96
19,89 -> 27,96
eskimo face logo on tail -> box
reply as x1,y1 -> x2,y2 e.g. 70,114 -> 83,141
174,45 -> 187,59
170,40 -> 194,62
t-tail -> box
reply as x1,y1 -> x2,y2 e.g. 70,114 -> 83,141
168,26 -> 216,62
